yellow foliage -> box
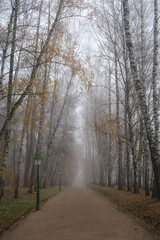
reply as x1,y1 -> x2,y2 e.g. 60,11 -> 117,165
54,79 -> 59,91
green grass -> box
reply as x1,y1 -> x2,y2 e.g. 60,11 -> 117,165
90,184 -> 160,234
0,186 -> 61,234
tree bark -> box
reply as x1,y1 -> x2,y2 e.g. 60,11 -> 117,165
108,65 -> 112,187
2,0 -> 19,164
0,12 -> 13,93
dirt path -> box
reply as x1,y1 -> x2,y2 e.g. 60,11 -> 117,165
1,187 -> 160,240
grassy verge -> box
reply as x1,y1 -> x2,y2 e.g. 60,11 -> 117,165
90,184 -> 160,234
0,186 -> 61,234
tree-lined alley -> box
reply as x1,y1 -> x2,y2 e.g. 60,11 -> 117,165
0,0 -> 160,206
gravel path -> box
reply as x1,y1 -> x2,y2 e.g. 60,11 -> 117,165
1,186 -> 160,240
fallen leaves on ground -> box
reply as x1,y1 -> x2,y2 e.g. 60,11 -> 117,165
90,185 -> 160,233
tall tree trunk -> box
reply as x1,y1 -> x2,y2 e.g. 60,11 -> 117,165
23,122 -> 35,187
28,1 -> 43,193
144,142 -> 150,196
0,0 -> 19,199
140,0 -> 150,197
23,95 -> 36,187
152,0 -> 159,148
128,105 -> 139,193
133,158 -> 139,193
124,49 -> 131,191
115,56 -> 122,190
138,163 -> 142,189
14,127 -> 25,199
14,96 -> 31,197
151,1 -> 159,198
2,0 -> 19,164
112,0 -> 122,190
108,65 -> 112,187
0,12 -> 13,93
41,97 -> 54,188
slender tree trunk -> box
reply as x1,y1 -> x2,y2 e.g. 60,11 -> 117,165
41,97 -> 54,188
140,0 -> 150,197
13,142 -> 16,173
112,0 -> 122,190
115,56 -> 122,190
124,51 -> 131,191
23,97 -> 35,187
152,0 -> 159,148
0,0 -> 19,199
126,142 -> 131,191
133,158 -> 139,193
144,145 -> 150,196
0,12 -> 13,93
28,0 -> 45,193
28,163 -> 36,193
138,163 -> 142,189
2,0 -> 19,164
152,177 -> 157,198
108,65 -> 112,187
23,126 -> 35,187
23,132 -> 29,187
14,116 -> 27,198
151,1 -> 159,198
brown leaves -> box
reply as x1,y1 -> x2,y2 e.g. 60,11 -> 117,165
91,185 -> 160,232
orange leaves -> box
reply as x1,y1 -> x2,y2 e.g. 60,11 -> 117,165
96,114 -> 116,142
51,79 -> 59,102
89,7 -> 97,20
52,93 -> 58,102
65,0 -> 89,12
14,77 -> 30,93
83,121 -> 93,133
54,79 -> 59,92
45,41 -> 94,92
